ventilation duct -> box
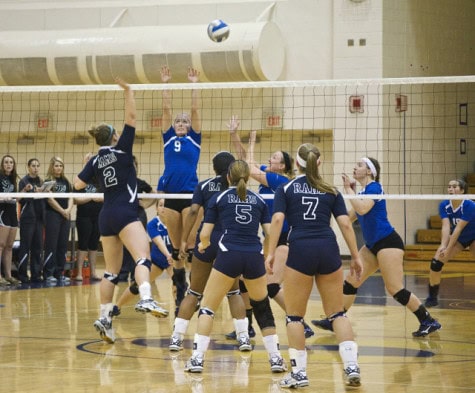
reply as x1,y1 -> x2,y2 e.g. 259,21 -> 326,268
0,22 -> 285,85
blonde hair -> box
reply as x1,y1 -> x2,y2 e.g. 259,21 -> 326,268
46,156 -> 68,182
297,144 -> 336,195
228,160 -> 250,201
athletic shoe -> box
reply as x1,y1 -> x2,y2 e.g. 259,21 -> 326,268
169,335 -> 184,351
184,355 -> 204,373
135,299 -> 169,318
344,364 -> 361,387
269,355 -> 287,373
303,321 -> 315,338
237,336 -> 252,352
94,318 -> 115,344
412,318 -> 442,337
225,326 -> 256,340
0,277 -> 11,286
280,370 -> 309,388
311,317 -> 333,332
59,276 -> 71,284
111,305 -> 121,317
424,296 -> 439,308
6,277 -> 21,285
45,276 -> 58,284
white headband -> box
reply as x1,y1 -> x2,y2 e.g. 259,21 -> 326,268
362,157 -> 377,178
296,153 -> 306,168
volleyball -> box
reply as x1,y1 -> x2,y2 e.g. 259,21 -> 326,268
207,19 -> 230,43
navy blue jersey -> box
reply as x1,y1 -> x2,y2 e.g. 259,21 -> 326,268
439,199 -> 475,244
158,126 -> 201,192
193,176 -> 227,233
19,175 -> 45,221
76,183 -> 103,218
204,187 -> 270,253
355,181 -> 394,248
273,175 -> 347,242
78,124 -> 139,211
46,177 -> 72,210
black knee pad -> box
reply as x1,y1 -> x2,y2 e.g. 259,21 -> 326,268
430,258 -> 444,272
171,248 -> 180,261
187,249 -> 194,263
328,310 -> 347,322
267,283 -> 281,299
343,280 -> 358,295
187,288 -> 203,300
239,279 -> 248,294
129,281 -> 139,295
285,315 -> 304,325
136,258 -> 152,270
393,288 -> 411,306
172,268 -> 186,286
104,272 -> 119,285
226,289 -> 240,298
198,307 -> 215,318
250,296 -> 275,330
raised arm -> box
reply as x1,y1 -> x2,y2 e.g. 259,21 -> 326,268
160,65 -> 172,132
188,67 -> 201,133
115,77 -> 136,128
247,129 -> 269,186
228,115 -> 246,160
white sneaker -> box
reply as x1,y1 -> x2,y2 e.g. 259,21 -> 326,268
135,298 -> 169,318
237,335 -> 252,352
94,318 -> 115,344
344,364 -> 361,387
269,355 -> 287,373
184,355 -> 204,373
280,370 -> 309,388
169,335 -> 184,351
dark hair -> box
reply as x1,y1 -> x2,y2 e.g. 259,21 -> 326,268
88,123 -> 116,146
281,151 -> 294,177
297,144 -> 336,195
27,158 -> 40,167
456,179 -> 468,194
0,154 -> 18,191
213,151 -> 235,189
228,160 -> 250,201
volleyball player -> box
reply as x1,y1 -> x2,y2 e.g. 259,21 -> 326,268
425,179 -> 475,307
74,78 -> 168,344
157,65 -> 201,311
184,160 -> 286,374
43,156 -> 73,284
114,198 -> 174,314
312,157 -> 441,338
169,151 -> 251,352
0,154 -> 20,286
266,143 -> 362,388
17,158 -> 46,283
228,117 -> 314,339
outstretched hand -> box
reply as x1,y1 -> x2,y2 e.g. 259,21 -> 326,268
115,77 -> 130,91
161,65 -> 172,83
342,173 -> 356,192
227,115 -> 240,133
187,67 -> 200,83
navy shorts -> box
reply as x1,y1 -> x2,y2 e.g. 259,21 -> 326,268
193,230 -> 222,263
287,237 -> 342,276
368,231 -> 405,256
213,250 -> 266,280
0,204 -> 18,227
99,207 -> 140,236
164,197 -> 192,213
152,255 -> 170,270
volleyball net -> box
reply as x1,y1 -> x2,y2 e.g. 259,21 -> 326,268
1,76 -> 474,243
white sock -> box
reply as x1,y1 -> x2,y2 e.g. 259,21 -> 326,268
138,282 -> 152,300
288,347 -> 307,373
173,318 -> 190,338
234,317 -> 249,338
263,334 -> 280,358
192,333 -> 210,358
339,340 -> 359,368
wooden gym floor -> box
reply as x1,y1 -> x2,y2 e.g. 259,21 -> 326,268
1,260 -> 475,393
